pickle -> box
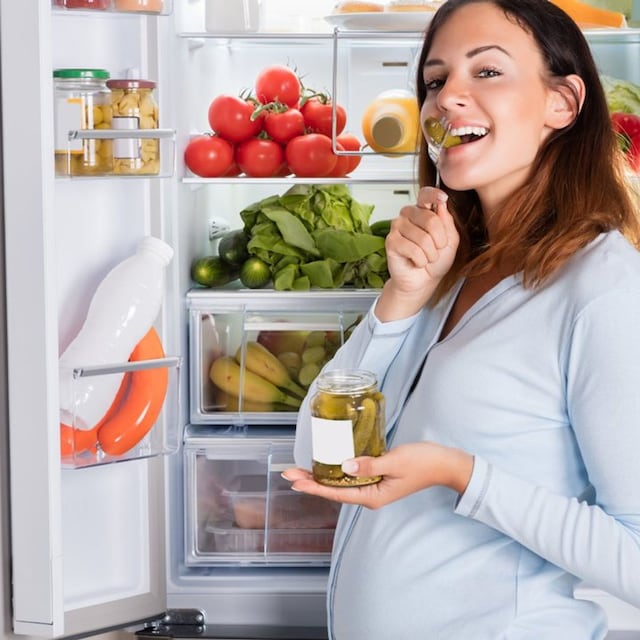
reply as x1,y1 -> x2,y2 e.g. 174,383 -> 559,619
312,394 -> 355,421
424,117 -> 462,149
312,460 -> 346,484
353,397 -> 377,456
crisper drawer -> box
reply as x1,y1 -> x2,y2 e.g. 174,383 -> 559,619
184,428 -> 340,566
187,289 -> 377,425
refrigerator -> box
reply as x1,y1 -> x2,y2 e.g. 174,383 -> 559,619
1,1 -> 640,638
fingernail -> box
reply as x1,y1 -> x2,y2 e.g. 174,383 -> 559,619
281,472 -> 292,481
436,192 -> 449,202
341,459 -> 359,474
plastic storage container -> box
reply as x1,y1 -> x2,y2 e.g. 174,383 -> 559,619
187,289 -> 379,425
59,236 -> 174,432
107,78 -> 160,175
184,429 -> 340,565
53,68 -> 113,176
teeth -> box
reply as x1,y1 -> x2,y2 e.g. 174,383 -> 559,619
450,126 -> 488,137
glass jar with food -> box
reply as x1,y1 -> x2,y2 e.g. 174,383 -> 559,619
106,78 -> 159,175
310,369 -> 386,487
53,68 -> 113,177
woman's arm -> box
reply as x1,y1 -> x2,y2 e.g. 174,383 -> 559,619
459,287 -> 640,607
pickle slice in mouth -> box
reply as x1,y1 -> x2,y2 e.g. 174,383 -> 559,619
424,117 -> 463,149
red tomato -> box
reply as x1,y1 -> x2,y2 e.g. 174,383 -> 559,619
255,65 -> 301,108
207,95 -> 263,143
285,134 -> 338,178
236,138 -> 285,178
184,135 -> 233,178
224,161 -> 242,177
264,108 -> 305,145
336,133 -> 363,174
326,142 -> 350,178
301,96 -> 347,138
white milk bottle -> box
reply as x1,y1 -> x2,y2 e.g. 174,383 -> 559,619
59,236 -> 173,430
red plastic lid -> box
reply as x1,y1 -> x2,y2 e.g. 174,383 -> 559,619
106,79 -> 156,90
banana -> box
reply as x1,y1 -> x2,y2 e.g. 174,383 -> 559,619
236,341 -> 307,398
213,388 -> 293,413
209,356 -> 301,408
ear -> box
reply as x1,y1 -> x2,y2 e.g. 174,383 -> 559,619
545,74 -> 585,130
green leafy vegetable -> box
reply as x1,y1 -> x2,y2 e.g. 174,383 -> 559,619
239,184 -> 388,290
601,75 -> 640,115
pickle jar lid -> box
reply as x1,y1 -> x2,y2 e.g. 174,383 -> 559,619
53,68 -> 110,79
316,369 -> 377,394
106,78 -> 156,90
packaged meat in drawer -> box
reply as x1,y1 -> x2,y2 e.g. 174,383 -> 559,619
184,428 -> 340,566
187,289 -> 377,425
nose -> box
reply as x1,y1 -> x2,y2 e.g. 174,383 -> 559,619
435,72 -> 469,113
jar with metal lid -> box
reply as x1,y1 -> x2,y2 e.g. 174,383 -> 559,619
53,68 -> 113,176
310,369 -> 386,487
106,78 -> 159,175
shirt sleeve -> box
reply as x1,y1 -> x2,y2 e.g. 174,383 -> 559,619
455,288 -> 640,608
293,299 -> 421,469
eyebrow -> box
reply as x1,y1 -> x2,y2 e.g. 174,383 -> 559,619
424,44 -> 512,68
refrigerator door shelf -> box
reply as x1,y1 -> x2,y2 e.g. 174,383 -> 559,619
187,288 -> 378,426
183,430 -> 339,566
56,128 -> 176,179
61,354 -> 181,468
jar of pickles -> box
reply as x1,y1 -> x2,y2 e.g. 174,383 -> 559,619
53,68 -> 113,177
106,78 -> 160,175
310,369 -> 386,487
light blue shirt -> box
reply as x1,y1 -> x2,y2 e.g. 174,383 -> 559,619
294,231 -> 640,639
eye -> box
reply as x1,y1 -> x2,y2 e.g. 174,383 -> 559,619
424,76 -> 445,92
477,66 -> 502,79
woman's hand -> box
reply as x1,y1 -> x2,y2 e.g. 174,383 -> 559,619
376,187 -> 459,322
282,443 -> 474,510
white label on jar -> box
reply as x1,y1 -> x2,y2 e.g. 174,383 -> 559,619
112,116 -> 140,159
55,97 -> 83,154
311,417 -> 354,465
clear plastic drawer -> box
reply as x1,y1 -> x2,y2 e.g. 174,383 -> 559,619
184,429 -> 340,566
187,289 -> 377,425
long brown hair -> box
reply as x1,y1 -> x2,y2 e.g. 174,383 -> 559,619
416,0 -> 639,301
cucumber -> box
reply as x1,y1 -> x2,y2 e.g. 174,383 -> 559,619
370,219 -> 392,238
218,229 -> 250,266
191,256 -> 239,288
239,256 -> 272,289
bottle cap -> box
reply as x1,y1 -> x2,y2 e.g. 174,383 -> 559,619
107,78 -> 156,90
139,236 -> 174,265
53,68 -> 110,80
